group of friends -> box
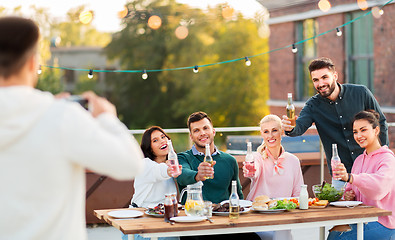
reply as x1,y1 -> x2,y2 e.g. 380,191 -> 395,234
132,57 -> 394,240
0,16 -> 394,240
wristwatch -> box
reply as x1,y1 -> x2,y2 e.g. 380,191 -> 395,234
346,173 -> 351,183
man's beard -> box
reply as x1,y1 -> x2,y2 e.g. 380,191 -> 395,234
316,80 -> 336,98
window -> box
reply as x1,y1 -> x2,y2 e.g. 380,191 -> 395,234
345,11 -> 374,90
295,19 -> 318,101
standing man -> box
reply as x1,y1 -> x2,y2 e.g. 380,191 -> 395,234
0,17 -> 144,240
282,57 -> 388,174
177,111 -> 243,204
177,111 -> 260,240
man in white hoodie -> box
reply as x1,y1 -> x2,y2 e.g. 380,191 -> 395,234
0,17 -> 144,240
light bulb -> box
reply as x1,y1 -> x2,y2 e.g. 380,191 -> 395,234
245,57 -> 251,66
37,65 -> 42,75
379,9 -> 384,15
292,44 -> 298,53
88,69 -> 93,79
193,65 -> 199,73
142,70 -> 148,80
336,28 -> 342,37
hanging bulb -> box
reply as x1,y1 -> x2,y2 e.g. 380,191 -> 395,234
291,44 -> 298,53
142,70 -> 148,80
245,57 -> 251,66
37,65 -> 42,75
193,65 -> 199,73
88,69 -> 93,79
336,28 -> 342,37
379,9 -> 384,15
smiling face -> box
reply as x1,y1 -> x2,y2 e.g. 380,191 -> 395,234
311,68 -> 338,99
353,119 -> 380,151
150,130 -> 169,162
189,118 -> 216,151
260,120 -> 282,150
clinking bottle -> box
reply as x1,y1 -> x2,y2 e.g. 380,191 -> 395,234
286,93 -> 296,127
244,142 -> 255,177
167,140 -> 180,177
331,144 -> 341,180
203,143 -> 214,179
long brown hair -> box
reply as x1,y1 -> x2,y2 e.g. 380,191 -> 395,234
141,126 -> 170,160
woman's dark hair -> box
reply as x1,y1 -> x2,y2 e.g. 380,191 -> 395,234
0,17 -> 39,79
353,110 -> 380,130
140,126 -> 170,160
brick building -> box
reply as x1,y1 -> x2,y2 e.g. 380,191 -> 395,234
257,0 -> 395,147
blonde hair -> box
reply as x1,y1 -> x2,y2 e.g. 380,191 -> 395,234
257,114 -> 283,155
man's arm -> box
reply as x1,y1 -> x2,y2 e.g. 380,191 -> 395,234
284,101 -> 315,137
176,153 -> 198,187
364,86 -> 389,145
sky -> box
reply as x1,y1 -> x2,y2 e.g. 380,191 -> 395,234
1,0 -> 265,32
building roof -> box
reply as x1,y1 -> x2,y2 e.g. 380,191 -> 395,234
256,0 -> 312,10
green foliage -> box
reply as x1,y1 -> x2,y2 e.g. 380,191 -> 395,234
107,0 -> 270,129
36,68 -> 64,94
53,6 -> 111,47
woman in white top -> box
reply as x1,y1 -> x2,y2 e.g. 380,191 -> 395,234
125,126 -> 181,240
131,126 -> 182,207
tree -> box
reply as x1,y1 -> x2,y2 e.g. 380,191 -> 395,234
107,0 -> 270,129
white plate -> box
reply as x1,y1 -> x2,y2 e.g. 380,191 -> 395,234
330,201 -> 363,207
212,208 -> 251,216
251,208 -> 287,213
220,200 -> 253,208
108,210 -> 144,218
170,216 -> 206,223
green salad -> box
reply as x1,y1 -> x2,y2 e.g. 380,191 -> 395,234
270,200 -> 297,210
314,183 -> 343,202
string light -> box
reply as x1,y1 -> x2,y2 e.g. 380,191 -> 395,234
175,26 -> 189,40
118,6 -> 129,19
142,70 -> 148,80
245,57 -> 251,66
37,65 -> 42,75
88,69 -> 93,79
79,10 -> 93,25
357,0 -> 368,10
336,28 -> 343,37
318,0 -> 331,12
372,7 -> 384,18
148,15 -> 162,30
39,0 -> 393,77
291,44 -> 298,53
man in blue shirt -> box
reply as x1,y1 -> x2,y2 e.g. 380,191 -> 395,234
282,57 -> 388,174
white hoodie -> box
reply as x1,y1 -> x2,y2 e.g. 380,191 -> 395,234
0,86 -> 144,240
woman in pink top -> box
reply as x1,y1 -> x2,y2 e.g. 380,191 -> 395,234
244,114 -> 304,201
243,115 -> 304,240
328,110 -> 395,240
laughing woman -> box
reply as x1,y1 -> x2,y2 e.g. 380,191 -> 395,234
131,126 -> 181,208
328,110 -> 395,240
125,126 -> 181,240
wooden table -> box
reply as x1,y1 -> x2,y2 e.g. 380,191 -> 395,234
94,206 -> 391,240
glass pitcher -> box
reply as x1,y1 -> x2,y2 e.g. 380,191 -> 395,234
180,181 -> 204,216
